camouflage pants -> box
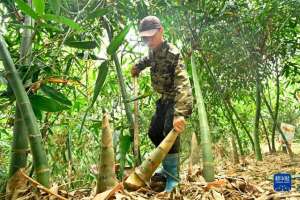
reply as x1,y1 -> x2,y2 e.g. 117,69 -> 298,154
147,98 -> 180,153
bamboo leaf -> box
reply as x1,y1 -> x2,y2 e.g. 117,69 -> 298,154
42,14 -> 82,31
78,61 -> 109,136
107,25 -> 131,55
64,40 -> 97,49
31,103 -> 43,120
32,0 -> 45,15
15,0 -> 39,19
91,61 -> 109,106
39,22 -> 62,32
86,8 -> 109,20
40,84 -> 72,106
30,95 -> 70,112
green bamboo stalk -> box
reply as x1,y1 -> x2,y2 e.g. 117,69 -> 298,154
191,54 -> 214,182
9,106 -> 29,177
222,106 -> 244,156
262,90 -> 294,158
102,18 -> 138,164
197,49 -> 255,152
9,5 -> 33,177
227,101 -> 255,151
0,35 -> 50,186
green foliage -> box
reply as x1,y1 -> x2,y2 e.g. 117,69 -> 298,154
15,0 -> 39,19
79,60 -> 109,136
91,61 -> 109,106
40,84 -> 72,107
86,8 -> 109,20
32,0 -> 44,15
42,14 -> 82,31
30,94 -> 70,112
107,25 -> 131,55
118,134 -> 131,178
64,40 -> 97,49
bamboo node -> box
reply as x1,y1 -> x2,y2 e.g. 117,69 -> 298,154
36,168 -> 50,174
28,134 -> 42,138
12,148 -> 30,154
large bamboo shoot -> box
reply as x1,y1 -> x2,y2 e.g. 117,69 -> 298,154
96,113 -> 118,193
124,129 -> 179,190
191,54 -> 215,182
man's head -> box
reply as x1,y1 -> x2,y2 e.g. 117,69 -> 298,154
139,16 -> 164,49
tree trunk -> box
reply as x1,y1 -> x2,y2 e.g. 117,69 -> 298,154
253,69 -> 263,161
191,54 -> 214,182
0,35 -> 50,186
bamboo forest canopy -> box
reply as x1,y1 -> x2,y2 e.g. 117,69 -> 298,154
0,0 -> 300,199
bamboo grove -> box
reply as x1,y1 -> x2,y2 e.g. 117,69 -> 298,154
0,0 -> 299,198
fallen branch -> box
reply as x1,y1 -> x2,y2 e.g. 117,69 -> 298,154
19,169 -> 68,200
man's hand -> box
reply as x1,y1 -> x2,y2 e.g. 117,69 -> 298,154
131,65 -> 140,77
173,116 -> 186,133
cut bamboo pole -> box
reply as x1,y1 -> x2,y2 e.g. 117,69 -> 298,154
133,76 -> 141,166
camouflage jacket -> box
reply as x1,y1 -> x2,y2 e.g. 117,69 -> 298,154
136,41 -> 193,117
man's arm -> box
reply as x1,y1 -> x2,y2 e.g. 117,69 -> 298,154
135,54 -> 151,71
132,54 -> 151,77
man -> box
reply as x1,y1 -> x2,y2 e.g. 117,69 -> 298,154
131,16 -> 193,192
